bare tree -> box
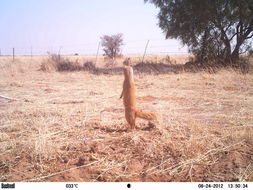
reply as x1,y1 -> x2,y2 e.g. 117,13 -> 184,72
100,33 -> 124,67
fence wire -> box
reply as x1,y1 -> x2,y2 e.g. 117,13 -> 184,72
0,39 -> 188,56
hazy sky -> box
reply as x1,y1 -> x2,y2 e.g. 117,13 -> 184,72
0,0 -> 188,55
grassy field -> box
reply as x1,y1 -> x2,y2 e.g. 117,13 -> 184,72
0,55 -> 252,182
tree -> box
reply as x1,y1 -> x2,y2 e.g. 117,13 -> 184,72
100,33 -> 124,66
145,0 -> 253,65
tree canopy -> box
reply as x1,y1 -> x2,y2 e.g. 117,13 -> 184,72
145,0 -> 253,64
100,33 -> 124,61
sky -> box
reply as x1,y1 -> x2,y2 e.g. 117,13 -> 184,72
0,0 -> 188,55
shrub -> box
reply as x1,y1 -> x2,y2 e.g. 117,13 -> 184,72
83,61 -> 96,71
40,54 -> 82,72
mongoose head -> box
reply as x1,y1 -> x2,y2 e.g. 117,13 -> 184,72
123,58 -> 132,66
123,66 -> 134,81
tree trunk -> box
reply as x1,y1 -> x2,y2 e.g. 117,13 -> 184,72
231,48 -> 240,61
231,36 -> 244,63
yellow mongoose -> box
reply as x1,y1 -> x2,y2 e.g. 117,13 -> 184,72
120,66 -> 157,128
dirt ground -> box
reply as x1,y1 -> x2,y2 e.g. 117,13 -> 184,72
0,55 -> 253,182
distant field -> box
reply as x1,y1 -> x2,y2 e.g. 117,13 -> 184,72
0,55 -> 252,182
0,54 -> 190,72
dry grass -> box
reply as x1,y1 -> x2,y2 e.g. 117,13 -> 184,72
0,55 -> 253,182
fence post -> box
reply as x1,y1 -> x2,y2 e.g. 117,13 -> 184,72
58,46 -> 62,55
95,41 -> 101,66
13,48 -> 15,61
142,40 -> 149,63
31,46 -> 33,59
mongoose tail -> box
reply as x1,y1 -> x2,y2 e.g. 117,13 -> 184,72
135,109 -> 157,120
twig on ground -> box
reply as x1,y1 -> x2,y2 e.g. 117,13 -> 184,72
148,140 -> 245,176
25,160 -> 101,182
0,95 -> 19,101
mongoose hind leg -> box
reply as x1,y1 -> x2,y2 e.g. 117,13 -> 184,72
125,111 -> 136,129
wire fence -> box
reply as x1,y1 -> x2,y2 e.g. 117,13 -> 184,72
0,39 -> 189,57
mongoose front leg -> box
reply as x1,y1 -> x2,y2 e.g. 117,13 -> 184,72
120,89 -> 124,99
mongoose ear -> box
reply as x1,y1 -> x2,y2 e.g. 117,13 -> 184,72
123,57 -> 132,66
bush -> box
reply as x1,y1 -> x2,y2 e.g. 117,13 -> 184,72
83,61 -> 96,71
183,56 -> 250,74
40,54 -> 58,72
40,54 -> 82,72
232,58 -> 249,74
